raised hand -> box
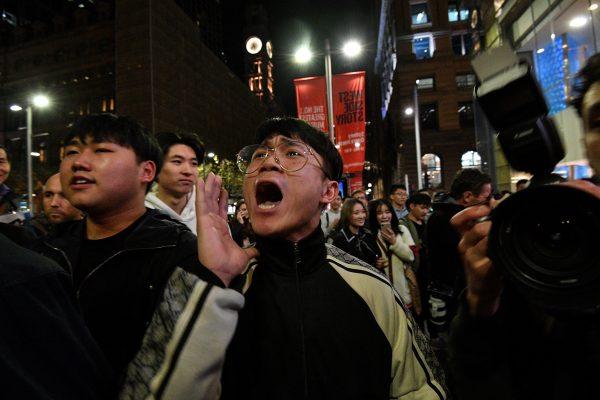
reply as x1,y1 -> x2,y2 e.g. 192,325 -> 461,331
196,173 -> 258,287
451,204 -> 502,317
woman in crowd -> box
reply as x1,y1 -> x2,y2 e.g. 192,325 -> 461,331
369,199 -> 421,315
330,198 -> 382,268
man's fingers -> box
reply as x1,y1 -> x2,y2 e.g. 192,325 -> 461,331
243,246 -> 259,260
196,178 -> 208,216
219,188 -> 229,220
451,205 -> 492,235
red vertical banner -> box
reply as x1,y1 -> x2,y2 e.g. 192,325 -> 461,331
295,71 -> 367,176
294,76 -> 329,132
348,175 -> 364,194
332,72 -> 366,174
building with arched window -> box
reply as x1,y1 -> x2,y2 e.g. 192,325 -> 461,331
375,0 -> 478,191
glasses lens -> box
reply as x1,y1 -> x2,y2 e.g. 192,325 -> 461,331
237,144 -> 272,174
275,139 -> 308,172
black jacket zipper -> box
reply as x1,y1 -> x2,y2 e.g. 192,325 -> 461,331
293,241 -> 309,398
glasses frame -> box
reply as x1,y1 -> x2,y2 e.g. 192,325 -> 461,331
236,139 -> 331,179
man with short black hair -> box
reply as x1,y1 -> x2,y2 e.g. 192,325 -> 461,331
145,131 -> 204,234
197,117 -> 447,399
426,169 -> 492,339
34,114 -> 243,398
390,184 -> 409,219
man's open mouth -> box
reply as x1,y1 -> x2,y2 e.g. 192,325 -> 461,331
256,181 -> 283,210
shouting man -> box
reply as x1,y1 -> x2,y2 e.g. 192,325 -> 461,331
196,117 -> 447,399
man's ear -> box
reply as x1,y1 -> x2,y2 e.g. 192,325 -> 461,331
321,180 -> 339,205
461,191 -> 473,205
140,160 -> 157,186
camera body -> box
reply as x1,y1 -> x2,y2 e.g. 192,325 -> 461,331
473,47 -> 600,313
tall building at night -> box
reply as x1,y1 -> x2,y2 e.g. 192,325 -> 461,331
375,0 -> 479,190
243,4 -> 277,112
0,0 -> 266,187
473,0 -> 594,190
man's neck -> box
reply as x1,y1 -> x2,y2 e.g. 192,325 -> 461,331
86,203 -> 146,240
157,187 -> 188,215
408,213 -> 422,225
393,203 -> 405,211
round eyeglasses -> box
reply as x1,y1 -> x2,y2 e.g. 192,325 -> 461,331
236,138 -> 330,178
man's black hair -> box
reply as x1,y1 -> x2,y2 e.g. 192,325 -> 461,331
255,117 -> 343,181
0,145 -> 9,162
389,184 -> 406,195
572,53 -> 600,117
406,193 -> 432,209
450,168 -> 492,199
64,113 -> 162,193
155,131 -> 205,160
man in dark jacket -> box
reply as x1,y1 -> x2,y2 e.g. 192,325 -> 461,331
34,114 -> 246,398
0,233 -> 115,399
426,168 -> 491,337
197,117 -> 447,399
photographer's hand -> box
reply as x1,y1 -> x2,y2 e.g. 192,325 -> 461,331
451,205 -> 502,317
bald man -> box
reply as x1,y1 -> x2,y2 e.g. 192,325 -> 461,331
42,173 -> 83,225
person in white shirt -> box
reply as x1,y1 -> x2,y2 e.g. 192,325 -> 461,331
145,132 -> 204,234
320,193 -> 342,237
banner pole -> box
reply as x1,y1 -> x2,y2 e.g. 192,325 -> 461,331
324,39 -> 335,144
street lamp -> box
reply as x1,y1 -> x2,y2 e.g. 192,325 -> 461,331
9,94 -> 51,211
294,39 -> 363,144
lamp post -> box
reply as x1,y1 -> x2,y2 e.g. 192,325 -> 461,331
10,94 -> 50,211
294,39 -> 362,144
404,84 -> 423,190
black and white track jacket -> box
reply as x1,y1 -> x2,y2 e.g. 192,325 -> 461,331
221,227 -> 447,400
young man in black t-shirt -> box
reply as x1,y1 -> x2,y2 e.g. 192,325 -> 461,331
36,114 -> 246,398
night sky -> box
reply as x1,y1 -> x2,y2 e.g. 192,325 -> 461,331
222,0 -> 378,115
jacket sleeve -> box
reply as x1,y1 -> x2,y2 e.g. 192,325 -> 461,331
390,296 -> 447,399
119,268 -> 244,400
388,231 -> 415,264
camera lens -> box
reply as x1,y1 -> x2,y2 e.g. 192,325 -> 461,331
489,184 -> 600,312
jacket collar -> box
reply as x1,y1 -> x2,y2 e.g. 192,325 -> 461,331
255,224 -> 327,276
45,209 -> 184,263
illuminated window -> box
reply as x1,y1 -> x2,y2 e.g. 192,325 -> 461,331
249,77 -> 261,92
452,33 -> 473,56
267,79 -> 273,94
422,153 -> 442,188
411,1 -> 431,26
267,62 -> 273,79
102,98 -> 107,112
448,1 -> 469,22
253,60 -> 262,74
461,151 -> 482,169
413,34 -> 435,59
456,73 -> 476,88
109,97 -> 115,111
417,77 -> 434,90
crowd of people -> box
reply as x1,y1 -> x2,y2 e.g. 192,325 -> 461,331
2,55 -> 600,399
